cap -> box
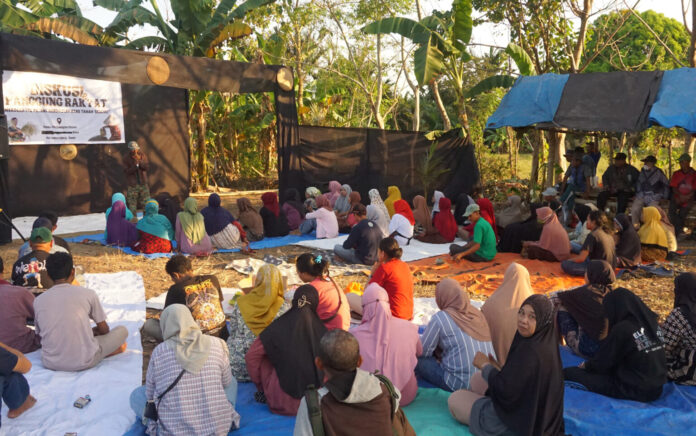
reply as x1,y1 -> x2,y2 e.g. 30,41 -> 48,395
613,152 -> 627,160
32,217 -> 53,230
641,155 -> 657,164
679,153 -> 692,163
127,141 -> 140,151
542,187 -> 558,197
30,227 -> 52,243
463,204 -> 480,217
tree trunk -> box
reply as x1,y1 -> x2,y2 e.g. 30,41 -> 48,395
545,131 -> 565,186
430,79 -> 452,131
691,0 -> 696,67
530,130 -> 542,190
506,127 -> 517,177
684,132 -> 695,160
195,100 -> 208,191
413,90 -> 420,131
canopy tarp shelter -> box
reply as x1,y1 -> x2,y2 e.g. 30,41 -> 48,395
486,69 -> 696,134
0,32 -> 299,218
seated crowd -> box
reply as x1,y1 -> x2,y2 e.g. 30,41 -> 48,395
2,169 -> 695,436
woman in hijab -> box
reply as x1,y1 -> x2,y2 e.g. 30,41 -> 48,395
476,198 -> 499,241
281,189 -> 306,231
300,187 -> 321,234
104,192 -> 134,240
564,288 -> 666,402
448,295 -> 565,436
106,200 -> 138,247
305,194 -> 339,239
495,195 -> 524,229
260,192 -> 290,237
384,185 -> 402,217
327,180 -> 342,208
454,193 -> 476,226
661,273 -> 696,385
369,188 -> 390,221
638,206 -> 669,262
154,192 -> 182,230
132,304 -> 240,434
416,279 -> 494,392
351,283 -> 422,406
418,197 -> 458,244
389,199 -> 415,246
367,204 -> 390,237
481,264 -> 533,367
497,203 -> 544,253
342,191 -> 363,229
412,195 -> 434,236
431,190 -> 445,218
133,199 -> 175,254
227,264 -> 289,381
175,197 -> 213,255
245,285 -> 328,415
333,184 -> 353,215
555,260 -> 615,358
523,206 -> 571,262
237,197 -> 264,241
201,193 -> 247,250
656,206 -> 678,253
614,213 -> 642,268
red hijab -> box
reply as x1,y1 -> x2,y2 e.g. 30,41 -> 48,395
262,192 -> 280,216
433,197 -> 457,242
476,198 -> 498,239
394,199 -> 415,225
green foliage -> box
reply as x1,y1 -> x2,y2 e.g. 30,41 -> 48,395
465,75 -> 516,98
504,43 -> 534,76
417,141 -> 451,198
584,10 -> 690,72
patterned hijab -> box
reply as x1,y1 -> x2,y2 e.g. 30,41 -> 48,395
177,197 -> 207,244
237,264 -> 285,336
369,189 -> 390,221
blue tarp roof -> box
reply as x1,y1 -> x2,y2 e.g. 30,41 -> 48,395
648,68 -> 696,134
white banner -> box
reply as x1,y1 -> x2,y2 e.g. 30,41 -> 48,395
3,70 -> 125,145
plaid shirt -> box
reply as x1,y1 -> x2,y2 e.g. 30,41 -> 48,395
661,307 -> 696,385
146,339 -> 239,435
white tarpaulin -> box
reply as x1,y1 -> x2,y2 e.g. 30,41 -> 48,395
3,70 -> 125,145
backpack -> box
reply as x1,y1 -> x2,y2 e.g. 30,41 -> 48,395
304,373 -> 415,436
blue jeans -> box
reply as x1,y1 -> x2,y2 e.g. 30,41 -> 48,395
130,377 -> 239,421
299,219 -> 316,234
557,311 -> 601,358
560,183 -> 581,224
561,258 -> 589,276
415,356 -> 452,391
0,373 -> 30,428
570,241 -> 583,254
333,245 -> 363,264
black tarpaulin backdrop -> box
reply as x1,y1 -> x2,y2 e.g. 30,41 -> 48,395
550,71 -> 664,133
281,126 -> 480,202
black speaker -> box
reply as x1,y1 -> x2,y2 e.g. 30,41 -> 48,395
0,115 -> 8,160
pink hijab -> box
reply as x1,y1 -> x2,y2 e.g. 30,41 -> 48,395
327,181 -> 342,208
351,283 -> 420,396
531,206 -> 570,261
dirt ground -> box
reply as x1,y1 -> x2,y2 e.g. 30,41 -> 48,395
4,191 -> 695,381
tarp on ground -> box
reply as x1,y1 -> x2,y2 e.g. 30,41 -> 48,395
485,74 -> 569,129
648,68 -> 696,134
280,126 -> 480,204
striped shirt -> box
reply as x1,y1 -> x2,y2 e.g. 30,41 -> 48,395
146,339 -> 239,436
420,311 -> 495,390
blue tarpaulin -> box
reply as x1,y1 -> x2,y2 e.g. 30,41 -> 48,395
485,74 -> 569,129
649,68 -> 696,134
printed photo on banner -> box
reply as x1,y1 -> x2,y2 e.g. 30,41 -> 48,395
2,70 -> 126,145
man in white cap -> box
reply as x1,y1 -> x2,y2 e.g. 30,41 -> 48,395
449,204 -> 497,262
123,140 -> 150,217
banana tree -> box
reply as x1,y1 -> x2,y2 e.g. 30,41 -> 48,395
95,0 -> 277,190
362,0 -> 473,131
0,0 -> 116,45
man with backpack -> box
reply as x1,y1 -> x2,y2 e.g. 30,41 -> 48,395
293,329 -> 415,436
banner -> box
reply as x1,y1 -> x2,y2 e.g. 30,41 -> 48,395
2,70 -> 125,145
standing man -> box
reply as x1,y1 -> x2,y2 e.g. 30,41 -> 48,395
597,152 -> 640,214
669,154 -> 696,237
631,155 -> 669,227
123,141 -> 150,217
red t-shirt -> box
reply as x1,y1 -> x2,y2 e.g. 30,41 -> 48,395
670,169 -> 696,206
369,259 -> 414,320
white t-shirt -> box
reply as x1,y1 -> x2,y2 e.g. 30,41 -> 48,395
34,283 -> 107,371
388,214 -> 414,246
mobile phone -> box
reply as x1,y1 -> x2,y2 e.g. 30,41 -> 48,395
73,395 -> 91,409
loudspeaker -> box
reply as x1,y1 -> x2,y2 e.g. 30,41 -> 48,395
0,115 -> 8,160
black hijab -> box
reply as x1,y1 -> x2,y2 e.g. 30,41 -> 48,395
557,260 -> 615,341
282,188 -> 306,219
614,213 -> 642,265
488,294 -> 565,436
604,288 -> 660,342
454,193 -> 474,226
674,272 -> 696,331
497,202 -> 544,253
259,285 -> 327,399
154,192 -> 182,229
